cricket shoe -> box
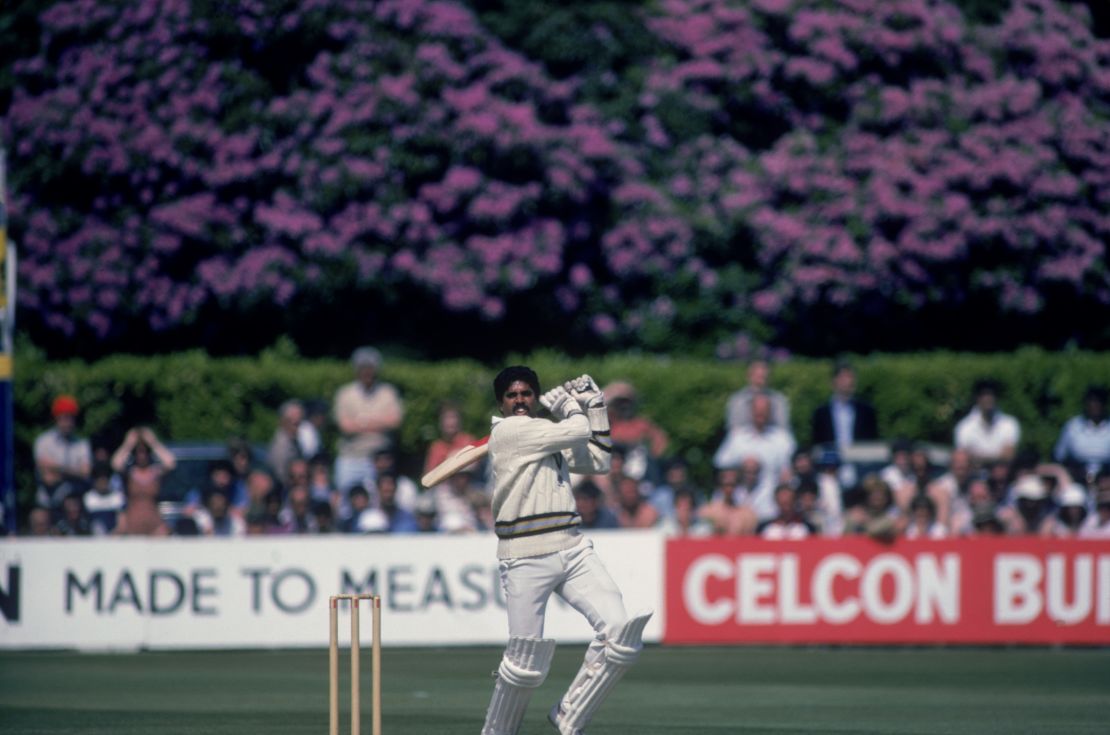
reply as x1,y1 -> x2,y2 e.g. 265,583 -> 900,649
547,703 -> 582,735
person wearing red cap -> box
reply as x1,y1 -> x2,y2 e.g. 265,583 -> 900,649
33,394 -> 92,520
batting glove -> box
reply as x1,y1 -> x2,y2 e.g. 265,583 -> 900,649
540,386 -> 582,420
564,374 -> 605,409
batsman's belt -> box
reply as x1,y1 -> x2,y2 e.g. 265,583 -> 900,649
495,511 -> 581,539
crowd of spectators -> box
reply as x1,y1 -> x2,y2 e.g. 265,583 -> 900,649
21,351 -> 1110,541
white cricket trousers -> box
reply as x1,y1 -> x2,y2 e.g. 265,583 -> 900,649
499,536 -> 627,664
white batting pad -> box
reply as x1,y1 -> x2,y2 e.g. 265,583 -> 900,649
551,610 -> 653,734
482,637 -> 556,735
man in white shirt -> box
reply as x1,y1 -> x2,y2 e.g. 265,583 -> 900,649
954,380 -> 1021,464
480,367 -> 651,735
713,394 -> 796,520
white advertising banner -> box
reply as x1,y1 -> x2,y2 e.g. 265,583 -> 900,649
0,530 -> 663,650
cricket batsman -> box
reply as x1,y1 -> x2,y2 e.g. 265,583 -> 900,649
480,366 -> 652,735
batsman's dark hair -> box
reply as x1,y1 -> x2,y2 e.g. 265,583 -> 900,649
493,365 -> 541,402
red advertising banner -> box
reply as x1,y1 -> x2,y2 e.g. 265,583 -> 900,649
665,537 -> 1110,645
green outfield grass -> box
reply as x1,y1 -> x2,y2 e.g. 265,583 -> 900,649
2,646 -> 1108,734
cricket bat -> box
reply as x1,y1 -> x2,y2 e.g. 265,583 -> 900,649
420,435 -> 490,488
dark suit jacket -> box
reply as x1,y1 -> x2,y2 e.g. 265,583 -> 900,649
811,399 -> 879,446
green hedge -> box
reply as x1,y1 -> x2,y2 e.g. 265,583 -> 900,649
14,344 -> 1110,510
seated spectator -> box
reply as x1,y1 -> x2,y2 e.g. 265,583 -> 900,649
423,402 -> 477,480
83,461 -> 125,536
843,474 -> 902,542
924,448 -> 975,526
299,398 -> 328,459
1044,483 -> 1089,537
307,453 -> 335,507
373,448 -> 419,513
604,381 -> 669,483
880,439 -> 916,501
414,493 -> 439,533
725,358 -> 790,431
113,428 -> 176,537
193,489 -> 246,537
615,474 -> 660,529
650,457 -> 700,522
758,484 -> 813,540
340,485 -> 373,533
810,360 -> 879,450
663,489 -> 713,537
713,395 -> 795,519
277,485 -> 319,534
954,379 -> 1021,465
358,472 -> 420,533
1079,475 -> 1110,538
242,467 -> 280,526
797,472 -> 843,537
575,480 -> 620,530
904,495 -> 946,539
1053,385 -> 1110,482
1006,474 -> 1054,535
969,504 -> 1006,536
314,501 -> 337,534
268,400 -> 312,487
54,492 -> 92,536
699,468 -> 758,535
378,472 -> 420,533
906,444 -> 938,497
226,437 -> 256,494
27,506 -> 52,536
433,467 -> 484,533
34,395 -> 92,519
948,478 -> 997,536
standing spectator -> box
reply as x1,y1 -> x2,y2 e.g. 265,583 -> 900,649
423,402 -> 477,480
725,358 -> 790,431
574,480 -> 620,530
1053,385 -> 1110,482
713,395 -> 795,520
603,381 -> 669,483
268,400 -> 311,487
810,360 -> 879,449
83,462 -> 125,536
954,379 -> 1021,465
112,427 -> 176,536
332,346 -> 404,494
758,485 -> 813,540
34,395 -> 92,518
